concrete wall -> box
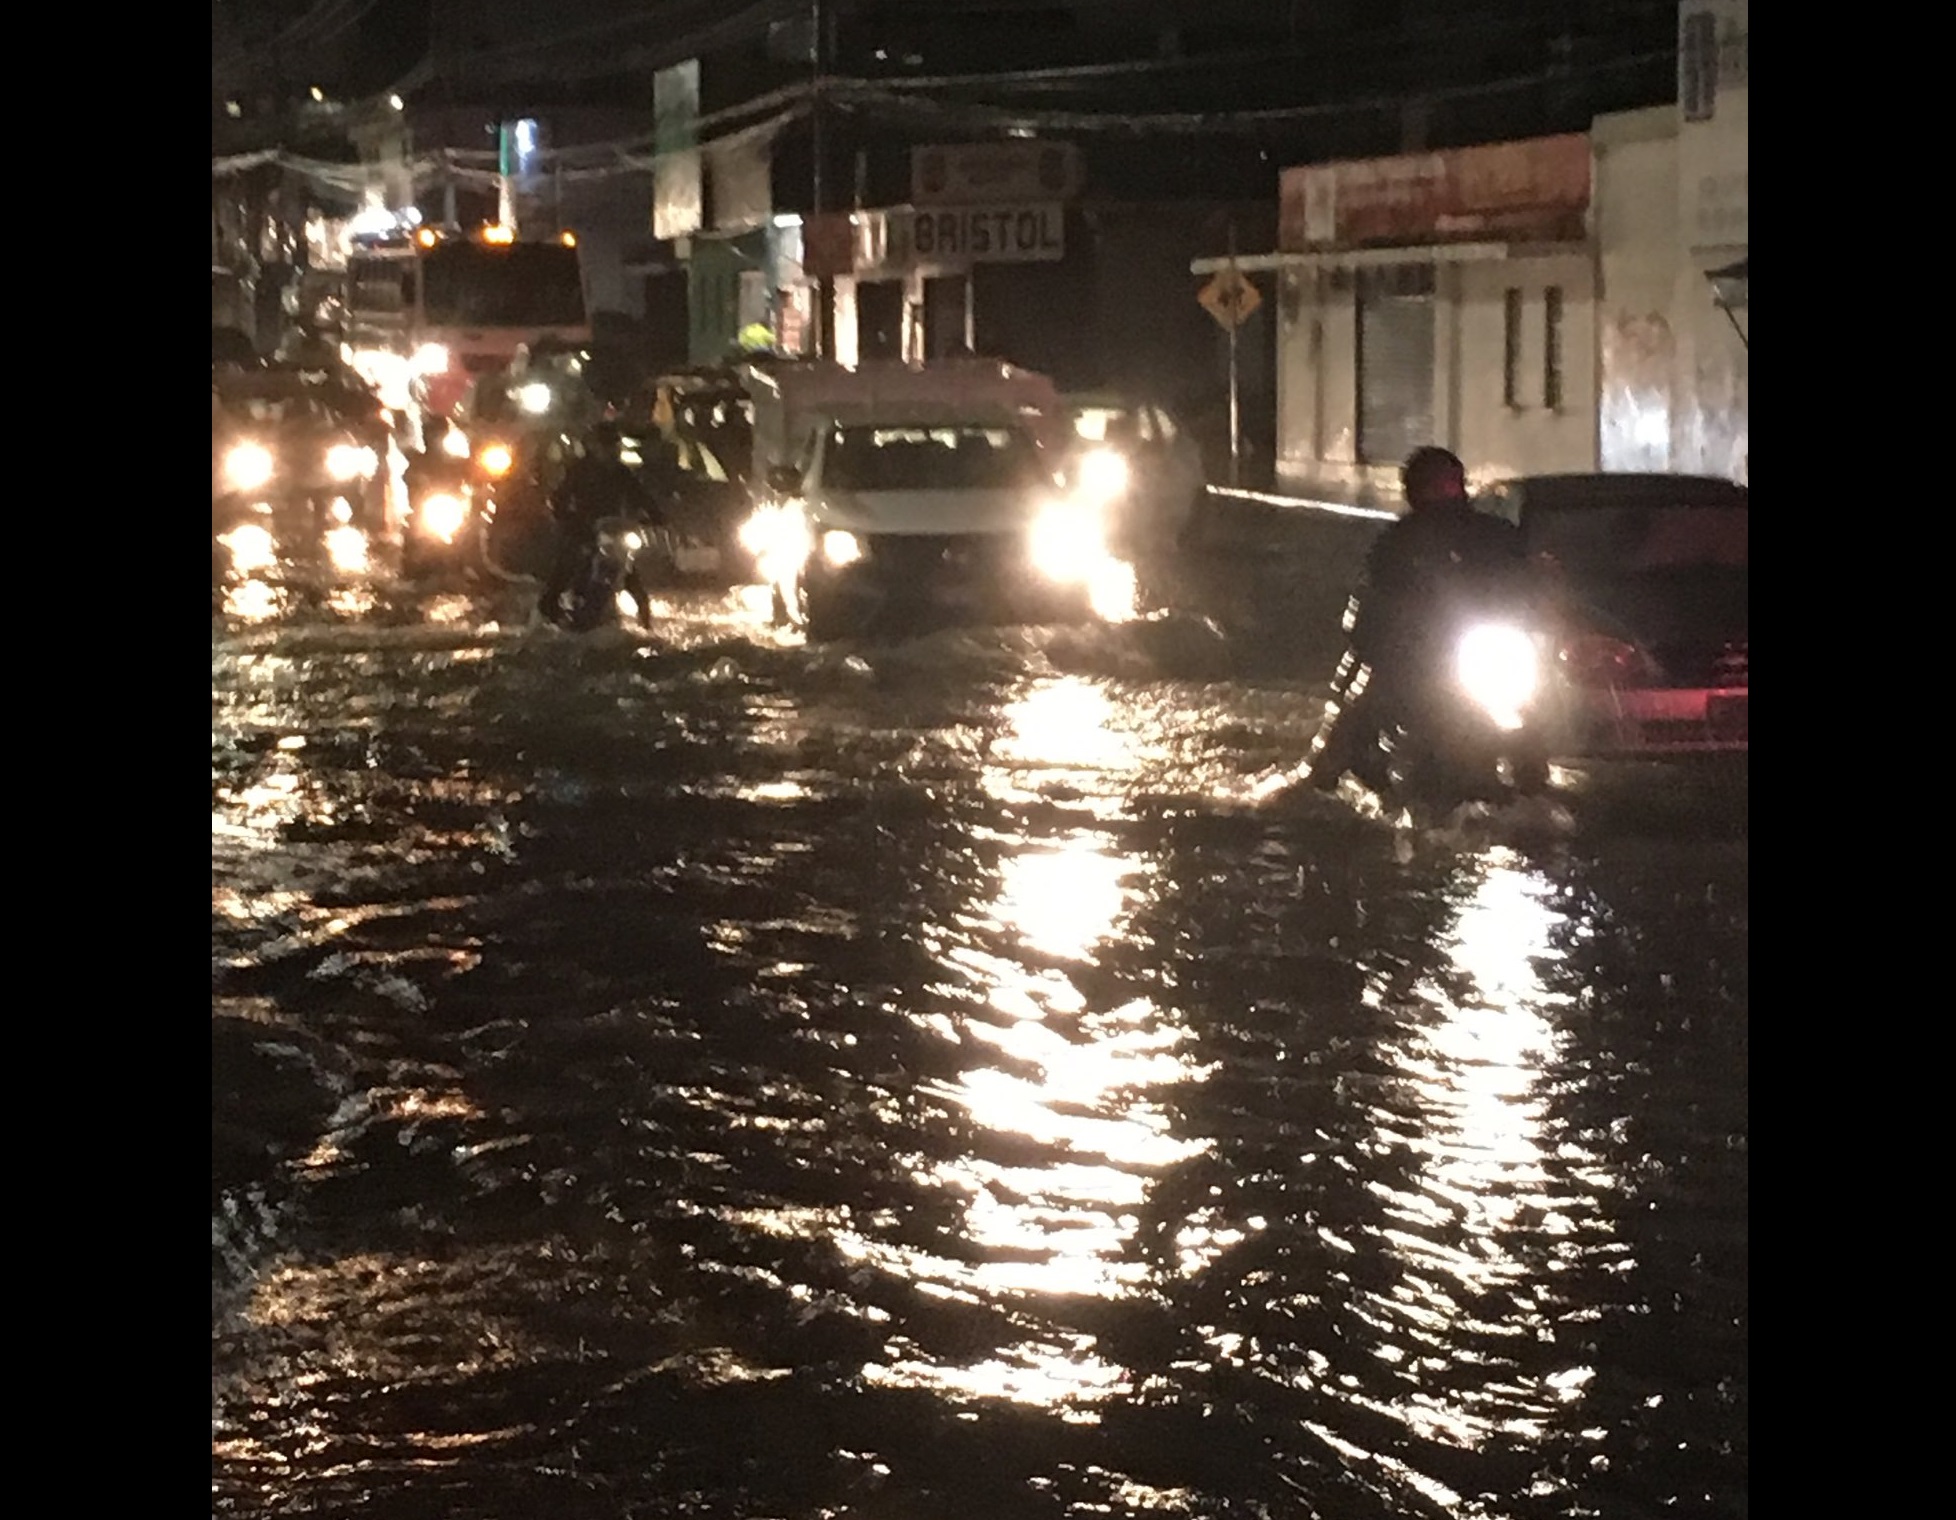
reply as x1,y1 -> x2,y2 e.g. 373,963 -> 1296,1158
1274,248 -> 1595,503
1675,0 -> 1749,482
1594,106 -> 1680,473
1455,250 -> 1597,484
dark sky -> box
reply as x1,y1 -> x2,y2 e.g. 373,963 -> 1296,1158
243,1 -> 1679,107
215,0 -> 1681,179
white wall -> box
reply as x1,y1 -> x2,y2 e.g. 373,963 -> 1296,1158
1455,252 -> 1597,485
1272,268 -> 1389,502
1594,107 -> 1681,472
1675,0 -> 1748,481
1275,249 -> 1596,501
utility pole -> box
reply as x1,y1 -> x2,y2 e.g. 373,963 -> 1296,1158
1227,221 -> 1241,488
811,0 -> 832,358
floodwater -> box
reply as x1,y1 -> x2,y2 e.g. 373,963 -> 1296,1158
212,545 -> 1746,1519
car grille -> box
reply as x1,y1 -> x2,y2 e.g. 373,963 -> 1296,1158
867,535 -> 1019,578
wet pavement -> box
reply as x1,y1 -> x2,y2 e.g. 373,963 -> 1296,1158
212,535 -> 1746,1519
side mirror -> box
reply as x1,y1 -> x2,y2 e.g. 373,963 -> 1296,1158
765,464 -> 801,495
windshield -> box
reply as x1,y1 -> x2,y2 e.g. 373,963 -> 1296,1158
1067,406 -> 1136,443
1528,504 -> 1749,579
824,425 -> 1049,492
421,244 -> 586,329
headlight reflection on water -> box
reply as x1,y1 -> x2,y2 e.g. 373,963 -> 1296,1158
860,684 -> 1207,1421
705,676 -> 1216,1424
1362,848 -> 1614,1453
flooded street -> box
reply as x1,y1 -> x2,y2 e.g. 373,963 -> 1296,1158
212,549 -> 1746,1519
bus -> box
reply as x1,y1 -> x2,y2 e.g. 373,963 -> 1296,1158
342,224 -> 590,425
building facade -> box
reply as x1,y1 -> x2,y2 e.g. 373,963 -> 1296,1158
1210,0 -> 1748,507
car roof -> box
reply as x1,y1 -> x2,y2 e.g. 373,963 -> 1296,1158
1487,473 -> 1748,511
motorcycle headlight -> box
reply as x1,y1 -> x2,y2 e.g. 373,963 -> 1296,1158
820,530 -> 862,568
441,426 -> 472,460
621,530 -> 646,554
224,442 -> 275,492
518,382 -> 553,415
327,444 -> 378,480
1455,622 -> 1541,731
410,342 -> 450,377
417,492 -> 468,542
329,498 -> 355,524
1075,447 -> 1130,503
324,525 -> 370,574
478,443 -> 514,478
1028,499 -> 1106,583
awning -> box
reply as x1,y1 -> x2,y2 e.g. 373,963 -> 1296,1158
1190,241 -> 1533,276
1705,257 -> 1749,308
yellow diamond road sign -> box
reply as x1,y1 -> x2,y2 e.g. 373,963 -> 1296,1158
1199,266 -> 1261,330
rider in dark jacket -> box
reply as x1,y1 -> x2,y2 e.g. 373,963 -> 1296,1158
404,417 -> 471,498
536,419 -> 665,627
1309,446 -> 1539,791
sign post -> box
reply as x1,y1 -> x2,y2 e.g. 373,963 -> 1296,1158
1197,226 -> 1261,486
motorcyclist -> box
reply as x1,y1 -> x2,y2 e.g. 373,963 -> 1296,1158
535,418 -> 665,629
404,416 -> 473,515
1308,446 -> 1541,793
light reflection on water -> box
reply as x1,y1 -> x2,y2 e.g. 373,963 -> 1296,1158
1368,849 -> 1598,1455
860,677 -> 1207,1421
212,603 -> 1746,1517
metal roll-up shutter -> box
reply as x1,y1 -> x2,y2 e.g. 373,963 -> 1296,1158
1355,263 -> 1436,468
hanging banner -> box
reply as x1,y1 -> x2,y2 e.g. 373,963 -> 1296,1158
653,61 -> 702,241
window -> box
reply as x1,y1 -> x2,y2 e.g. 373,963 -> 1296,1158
824,425 -> 1048,491
1543,287 -> 1565,411
1681,9 -> 1718,122
1503,288 -> 1524,408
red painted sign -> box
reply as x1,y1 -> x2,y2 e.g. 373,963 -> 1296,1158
1279,134 -> 1591,252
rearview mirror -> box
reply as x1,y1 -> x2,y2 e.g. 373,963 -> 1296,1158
765,465 -> 801,495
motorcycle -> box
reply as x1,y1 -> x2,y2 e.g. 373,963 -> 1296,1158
1308,590 -> 1554,810
400,476 -> 481,582
551,513 -> 673,632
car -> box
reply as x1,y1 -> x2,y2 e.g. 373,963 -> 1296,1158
212,367 -> 390,535
1056,392 -> 1207,551
755,415 -> 1124,640
615,422 -> 758,582
1478,473 -> 1748,758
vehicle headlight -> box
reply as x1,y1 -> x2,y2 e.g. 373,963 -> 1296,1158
479,443 -> 514,478
327,443 -> 379,480
820,530 -> 862,567
1028,499 -> 1106,583
739,502 -> 812,584
621,530 -> 646,554
518,382 -> 553,415
417,492 -> 468,542
1455,622 -> 1541,731
1075,447 -> 1130,503
329,498 -> 355,524
324,525 -> 370,574
411,342 -> 451,377
224,443 -> 275,491
441,426 -> 471,459
220,522 -> 276,572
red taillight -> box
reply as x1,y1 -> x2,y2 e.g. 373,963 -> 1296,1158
1559,632 -> 1659,687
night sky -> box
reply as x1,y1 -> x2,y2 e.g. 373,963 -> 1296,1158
218,1 -> 1682,115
